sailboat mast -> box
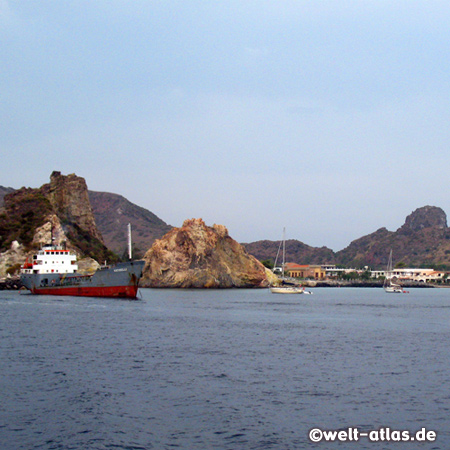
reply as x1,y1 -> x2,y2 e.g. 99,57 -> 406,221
387,249 -> 393,276
282,227 -> 286,278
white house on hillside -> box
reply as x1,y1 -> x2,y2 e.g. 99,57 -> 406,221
371,268 -> 446,283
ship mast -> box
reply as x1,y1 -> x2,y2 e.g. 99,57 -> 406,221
282,227 -> 286,279
127,223 -> 133,260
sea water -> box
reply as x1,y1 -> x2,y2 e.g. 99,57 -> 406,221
0,288 -> 448,449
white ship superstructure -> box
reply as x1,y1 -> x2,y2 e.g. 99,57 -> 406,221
21,245 -> 78,275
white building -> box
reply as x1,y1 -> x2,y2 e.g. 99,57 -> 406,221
371,268 -> 446,283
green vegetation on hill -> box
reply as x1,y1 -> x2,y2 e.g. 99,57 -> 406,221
64,221 -> 119,264
0,179 -> 119,265
0,189 -> 52,251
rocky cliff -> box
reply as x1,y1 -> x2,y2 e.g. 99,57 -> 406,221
336,206 -> 450,268
0,172 -> 116,277
141,218 -> 275,288
399,205 -> 447,234
43,172 -> 103,242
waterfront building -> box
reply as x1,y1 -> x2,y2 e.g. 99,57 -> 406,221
370,268 -> 447,283
284,263 -> 327,280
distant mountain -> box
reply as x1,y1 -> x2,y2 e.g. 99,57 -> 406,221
2,177 -> 450,269
243,240 -> 335,266
244,206 -> 450,269
335,206 -> 450,269
88,191 -> 172,257
0,186 -> 15,207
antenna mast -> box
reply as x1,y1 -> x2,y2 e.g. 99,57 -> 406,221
127,223 -> 132,260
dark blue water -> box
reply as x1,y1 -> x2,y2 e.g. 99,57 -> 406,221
0,288 -> 449,449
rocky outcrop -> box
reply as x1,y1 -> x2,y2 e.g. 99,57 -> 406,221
1,187 -> 54,251
77,257 -> 101,275
398,206 -> 447,235
0,241 -> 27,278
43,172 -> 103,242
0,172 -> 117,272
3,173 -> 450,274
141,218 -> 274,288
31,214 -> 69,248
335,206 -> 450,268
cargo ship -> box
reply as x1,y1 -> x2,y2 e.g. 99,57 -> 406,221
20,244 -> 145,299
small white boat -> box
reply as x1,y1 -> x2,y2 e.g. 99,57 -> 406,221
384,284 -> 403,293
383,250 -> 404,293
269,228 -> 311,294
270,285 -> 305,294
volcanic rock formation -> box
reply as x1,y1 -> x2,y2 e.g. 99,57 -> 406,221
0,172 -> 116,277
141,218 -> 275,288
335,206 -> 450,268
42,171 -> 103,242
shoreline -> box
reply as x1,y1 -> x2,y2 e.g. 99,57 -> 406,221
1,277 -> 443,291
312,280 -> 435,288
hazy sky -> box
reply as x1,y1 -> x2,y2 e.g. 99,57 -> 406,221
2,1 -> 450,250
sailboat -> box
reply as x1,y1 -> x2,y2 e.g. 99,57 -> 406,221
270,228 -> 307,294
383,250 -> 404,293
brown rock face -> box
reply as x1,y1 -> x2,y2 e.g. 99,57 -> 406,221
43,171 -> 103,243
88,190 -> 172,256
335,205 -> 450,268
0,172 -> 116,266
141,218 -> 270,288
398,206 -> 447,235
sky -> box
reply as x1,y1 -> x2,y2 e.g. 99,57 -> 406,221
2,0 -> 450,251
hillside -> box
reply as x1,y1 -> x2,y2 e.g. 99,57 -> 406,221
0,172 -> 116,264
243,239 -> 336,266
335,206 -> 450,269
2,176 -> 450,269
244,206 -> 450,269
1,185 -> 173,258
88,191 -> 172,257
0,186 -> 15,207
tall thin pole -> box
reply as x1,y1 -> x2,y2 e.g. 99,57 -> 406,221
282,227 -> 286,278
127,223 -> 132,260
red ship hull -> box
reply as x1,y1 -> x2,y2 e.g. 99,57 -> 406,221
22,260 -> 145,299
31,284 -> 139,298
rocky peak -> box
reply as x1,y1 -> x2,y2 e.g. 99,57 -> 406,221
43,171 -> 103,243
142,218 -> 274,288
0,186 -> 15,208
212,223 -> 229,238
398,206 -> 447,235
0,173 -> 116,272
